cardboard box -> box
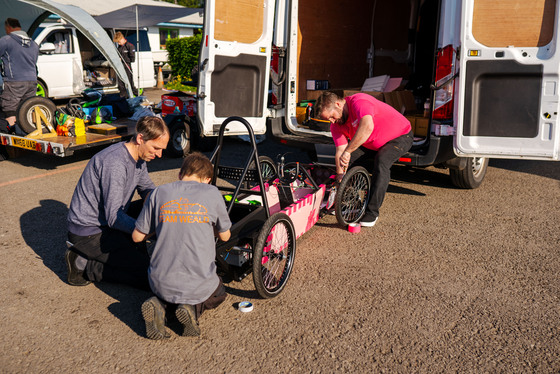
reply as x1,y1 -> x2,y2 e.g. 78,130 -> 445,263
332,89 -> 384,101
306,90 -> 327,101
384,90 -> 417,114
306,88 -> 384,102
405,115 -> 430,137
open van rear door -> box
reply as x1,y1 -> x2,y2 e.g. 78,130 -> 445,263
198,0 -> 275,136
455,0 -> 560,160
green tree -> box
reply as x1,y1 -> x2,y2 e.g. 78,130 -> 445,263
166,33 -> 202,79
159,0 -> 204,7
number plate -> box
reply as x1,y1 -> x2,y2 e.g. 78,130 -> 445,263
11,137 -> 37,150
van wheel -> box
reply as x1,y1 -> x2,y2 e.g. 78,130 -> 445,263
36,81 -> 48,98
165,118 -> 191,158
16,96 -> 57,134
449,157 -> 489,189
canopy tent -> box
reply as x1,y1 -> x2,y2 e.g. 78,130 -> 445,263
94,4 -> 200,28
0,0 -> 134,97
93,4 -> 198,87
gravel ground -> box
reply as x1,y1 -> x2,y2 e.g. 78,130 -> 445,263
0,114 -> 559,372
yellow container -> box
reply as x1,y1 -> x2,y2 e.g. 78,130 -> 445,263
296,106 -> 307,124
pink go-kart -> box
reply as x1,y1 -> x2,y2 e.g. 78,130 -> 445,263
211,117 -> 370,298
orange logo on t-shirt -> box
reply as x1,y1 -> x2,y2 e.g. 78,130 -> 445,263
159,198 -> 210,223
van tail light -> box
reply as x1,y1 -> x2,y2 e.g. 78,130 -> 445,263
432,45 -> 457,120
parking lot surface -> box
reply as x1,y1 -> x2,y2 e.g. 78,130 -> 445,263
0,135 -> 559,372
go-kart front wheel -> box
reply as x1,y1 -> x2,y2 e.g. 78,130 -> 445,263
335,166 -> 371,226
253,213 -> 296,298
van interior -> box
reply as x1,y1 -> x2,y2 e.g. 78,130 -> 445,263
76,30 -> 117,88
293,0 -> 439,142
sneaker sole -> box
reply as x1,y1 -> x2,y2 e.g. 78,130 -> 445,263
360,218 -> 378,227
176,306 -> 201,337
141,299 -> 169,340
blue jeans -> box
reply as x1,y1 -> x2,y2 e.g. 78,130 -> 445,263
350,130 -> 413,220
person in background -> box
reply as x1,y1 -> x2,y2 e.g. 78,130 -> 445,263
315,91 -> 413,228
65,116 -> 169,289
0,18 -> 39,133
133,152 -> 232,340
113,31 -> 138,98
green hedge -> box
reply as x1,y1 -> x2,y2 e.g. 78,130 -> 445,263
165,34 -> 202,80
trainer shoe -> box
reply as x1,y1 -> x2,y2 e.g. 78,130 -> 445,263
360,215 -> 378,227
65,249 -> 91,286
141,297 -> 170,340
175,304 -> 201,337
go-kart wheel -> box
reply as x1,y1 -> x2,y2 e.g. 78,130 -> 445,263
335,166 -> 371,226
253,212 -> 296,298
247,155 -> 277,188
257,156 -> 277,183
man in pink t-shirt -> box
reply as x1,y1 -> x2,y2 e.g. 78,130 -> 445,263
316,92 -> 413,227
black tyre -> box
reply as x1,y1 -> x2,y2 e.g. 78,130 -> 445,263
449,157 -> 488,189
16,96 -> 57,134
253,213 -> 296,298
165,118 -> 191,158
335,166 -> 371,226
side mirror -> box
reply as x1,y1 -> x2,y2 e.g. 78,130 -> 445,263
39,42 -> 56,54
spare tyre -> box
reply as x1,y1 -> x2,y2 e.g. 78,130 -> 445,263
16,96 -> 57,134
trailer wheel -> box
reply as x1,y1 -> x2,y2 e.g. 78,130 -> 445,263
253,212 -> 296,298
16,96 -> 57,134
449,157 -> 488,189
165,117 -> 191,157
335,166 -> 371,226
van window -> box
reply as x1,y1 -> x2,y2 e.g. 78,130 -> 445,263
43,30 -> 73,54
214,0 -> 264,44
159,28 -> 179,50
114,29 -> 151,52
473,0 -> 556,47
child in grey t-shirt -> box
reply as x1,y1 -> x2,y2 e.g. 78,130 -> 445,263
133,152 -> 231,339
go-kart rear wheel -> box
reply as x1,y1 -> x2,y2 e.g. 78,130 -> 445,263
253,212 -> 296,298
335,166 -> 371,226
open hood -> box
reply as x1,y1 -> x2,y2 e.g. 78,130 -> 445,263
0,0 -> 133,97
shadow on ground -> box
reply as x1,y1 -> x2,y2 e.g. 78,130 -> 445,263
490,158 -> 560,181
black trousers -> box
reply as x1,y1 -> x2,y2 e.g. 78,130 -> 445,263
117,66 -> 138,98
67,200 -> 149,289
350,130 -> 413,220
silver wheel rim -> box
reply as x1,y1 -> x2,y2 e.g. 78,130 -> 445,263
472,157 -> 486,178
172,128 -> 189,151
340,172 -> 369,223
26,105 -> 53,130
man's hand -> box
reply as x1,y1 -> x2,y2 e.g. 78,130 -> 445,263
340,150 -> 351,169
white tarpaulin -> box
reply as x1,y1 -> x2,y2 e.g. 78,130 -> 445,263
0,0 -> 134,97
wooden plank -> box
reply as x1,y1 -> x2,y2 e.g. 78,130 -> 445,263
473,0 -> 556,47
215,0 -> 264,44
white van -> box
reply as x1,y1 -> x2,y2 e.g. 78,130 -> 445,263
33,21 -> 155,99
192,0 -> 560,188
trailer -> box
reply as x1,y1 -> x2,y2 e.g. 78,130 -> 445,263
0,118 -> 136,158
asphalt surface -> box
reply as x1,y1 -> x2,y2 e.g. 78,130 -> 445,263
0,101 -> 559,372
